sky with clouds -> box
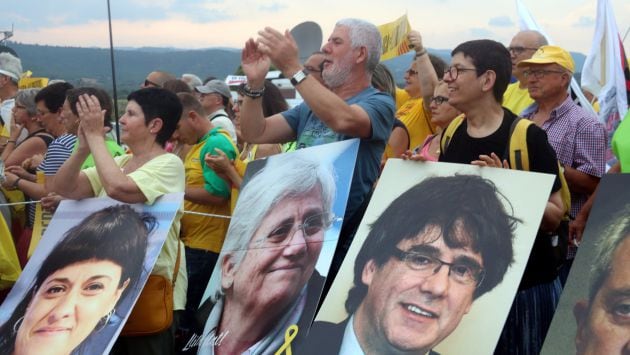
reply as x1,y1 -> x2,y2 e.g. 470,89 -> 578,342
3,0 -> 629,54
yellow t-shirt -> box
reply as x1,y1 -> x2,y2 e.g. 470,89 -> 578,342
395,87 -> 410,110
181,141 -> 231,253
503,81 -> 534,116
396,97 -> 436,150
82,153 -> 188,310
0,124 -> 9,138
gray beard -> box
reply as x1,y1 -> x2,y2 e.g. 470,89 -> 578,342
322,56 -> 354,89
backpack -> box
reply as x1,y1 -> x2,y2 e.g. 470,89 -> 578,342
440,114 -> 571,220
441,115 -> 572,284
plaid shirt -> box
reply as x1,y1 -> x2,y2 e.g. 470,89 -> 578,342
522,96 -> 607,219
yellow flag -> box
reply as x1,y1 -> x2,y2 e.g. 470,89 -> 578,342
29,171 -> 52,258
18,77 -> 49,89
378,14 -> 412,61
0,213 -> 21,290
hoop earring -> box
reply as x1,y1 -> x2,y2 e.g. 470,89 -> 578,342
13,316 -> 24,335
96,309 -> 115,332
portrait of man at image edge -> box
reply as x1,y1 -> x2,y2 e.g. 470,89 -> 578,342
299,160 -> 556,355
192,140 -> 358,355
540,174 -> 630,355
0,194 -> 182,355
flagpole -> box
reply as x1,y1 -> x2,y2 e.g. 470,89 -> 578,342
107,0 -> 121,145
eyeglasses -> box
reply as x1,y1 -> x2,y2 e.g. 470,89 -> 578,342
305,61 -> 324,74
507,46 -> 538,55
392,247 -> 485,286
522,69 -> 566,80
430,95 -> 449,106
406,69 -> 418,76
444,66 -> 477,80
13,104 -> 27,111
143,79 -> 159,87
261,213 -> 338,247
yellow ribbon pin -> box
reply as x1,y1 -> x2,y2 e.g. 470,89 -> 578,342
274,324 -> 299,355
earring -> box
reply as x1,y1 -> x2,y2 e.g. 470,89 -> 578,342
13,316 -> 24,335
95,309 -> 115,332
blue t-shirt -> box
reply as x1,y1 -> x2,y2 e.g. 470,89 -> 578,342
282,87 -> 395,220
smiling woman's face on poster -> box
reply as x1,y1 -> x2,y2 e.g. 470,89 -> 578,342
13,259 -> 129,355
0,203 -> 160,355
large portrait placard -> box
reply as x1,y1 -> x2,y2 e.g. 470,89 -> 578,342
0,193 -> 183,355
541,174 -> 630,355
300,160 -> 555,355
192,140 -> 359,354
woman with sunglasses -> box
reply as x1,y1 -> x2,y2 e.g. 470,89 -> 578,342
407,81 -> 462,161
0,89 -> 53,167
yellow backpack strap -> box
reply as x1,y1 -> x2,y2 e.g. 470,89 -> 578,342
507,118 -> 571,218
440,114 -> 466,155
506,117 -> 532,171
557,163 -> 572,220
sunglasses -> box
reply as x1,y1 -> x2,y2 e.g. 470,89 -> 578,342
143,79 -> 160,87
430,95 -> 449,105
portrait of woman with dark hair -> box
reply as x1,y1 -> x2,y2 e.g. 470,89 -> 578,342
0,204 -> 155,355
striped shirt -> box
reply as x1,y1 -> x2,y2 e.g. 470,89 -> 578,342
27,134 -> 77,226
38,133 -> 77,175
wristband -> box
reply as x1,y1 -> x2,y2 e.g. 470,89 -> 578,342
241,84 -> 265,98
12,177 -> 22,189
414,49 -> 427,59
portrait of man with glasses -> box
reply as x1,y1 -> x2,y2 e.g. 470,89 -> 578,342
301,172 -> 526,355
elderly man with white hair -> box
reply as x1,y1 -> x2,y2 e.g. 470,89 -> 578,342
238,19 -> 395,282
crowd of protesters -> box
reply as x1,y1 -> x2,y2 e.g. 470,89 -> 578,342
0,16 -> 628,355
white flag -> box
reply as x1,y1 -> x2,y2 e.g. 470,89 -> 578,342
581,0 -> 628,127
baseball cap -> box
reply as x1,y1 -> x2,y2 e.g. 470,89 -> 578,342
517,45 -> 575,72
0,52 -> 23,82
195,79 -> 231,99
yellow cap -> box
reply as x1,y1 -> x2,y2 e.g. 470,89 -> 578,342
517,45 -> 575,72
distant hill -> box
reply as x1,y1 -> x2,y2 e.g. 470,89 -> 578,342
4,41 -> 586,96
6,42 -> 242,96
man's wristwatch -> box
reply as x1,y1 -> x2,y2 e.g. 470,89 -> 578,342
290,70 -> 309,86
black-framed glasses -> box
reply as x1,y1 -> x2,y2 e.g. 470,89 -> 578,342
262,212 -> 339,247
305,59 -> 325,74
522,69 -> 566,80
430,95 -> 449,105
392,247 -> 485,286
406,68 -> 418,76
143,79 -> 159,87
444,66 -> 477,80
507,46 -> 538,55
305,63 -> 323,74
